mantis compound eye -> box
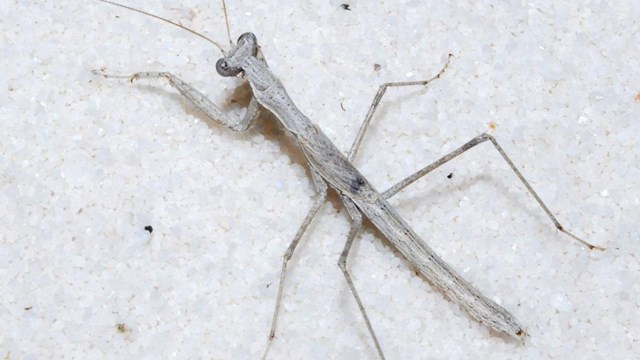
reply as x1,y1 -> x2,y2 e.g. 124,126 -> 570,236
237,32 -> 257,49
216,58 -> 242,77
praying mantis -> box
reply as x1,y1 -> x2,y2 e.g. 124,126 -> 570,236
93,1 -> 602,358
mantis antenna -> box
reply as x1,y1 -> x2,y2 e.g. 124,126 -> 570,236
96,0 -> 227,53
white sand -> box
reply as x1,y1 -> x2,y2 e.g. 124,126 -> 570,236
1,1 -> 639,359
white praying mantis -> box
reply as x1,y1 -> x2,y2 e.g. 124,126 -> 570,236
93,1 -> 603,358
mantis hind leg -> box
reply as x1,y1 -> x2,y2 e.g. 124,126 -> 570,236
337,195 -> 386,360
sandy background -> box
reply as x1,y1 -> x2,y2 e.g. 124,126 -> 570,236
1,1 -> 639,359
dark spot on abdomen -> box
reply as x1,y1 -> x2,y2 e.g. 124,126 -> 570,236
350,176 -> 366,193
